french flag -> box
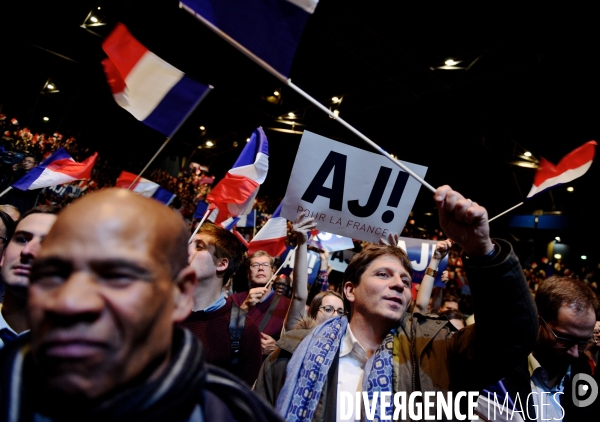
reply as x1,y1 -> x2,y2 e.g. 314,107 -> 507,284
116,171 -> 176,205
102,23 -> 211,137
207,127 -> 268,223
12,148 -> 98,191
247,204 -> 287,257
221,209 -> 256,230
527,140 -> 597,198
180,0 -> 318,77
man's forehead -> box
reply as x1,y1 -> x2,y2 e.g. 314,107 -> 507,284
16,213 -> 57,234
251,256 -> 271,263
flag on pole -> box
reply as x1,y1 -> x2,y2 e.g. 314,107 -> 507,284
116,171 -> 176,205
220,209 -> 256,230
207,127 -> 268,223
180,0 -> 318,77
102,23 -> 211,137
247,203 -> 287,257
527,140 -> 597,198
12,148 -> 98,191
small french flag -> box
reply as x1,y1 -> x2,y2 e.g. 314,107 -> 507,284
207,127 -> 269,223
247,204 -> 287,257
527,140 -> 597,198
116,171 -> 176,205
102,23 -> 211,137
12,148 -> 98,191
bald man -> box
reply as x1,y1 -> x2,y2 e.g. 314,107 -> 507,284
0,189 -> 283,422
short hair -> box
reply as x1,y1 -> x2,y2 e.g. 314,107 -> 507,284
0,210 -> 16,241
199,223 -> 243,284
23,153 -> 37,163
439,309 -> 466,325
18,204 -> 62,225
343,244 -> 413,286
0,204 -> 20,221
247,250 -> 274,267
536,276 -> 600,322
308,291 -> 344,320
441,295 -> 460,306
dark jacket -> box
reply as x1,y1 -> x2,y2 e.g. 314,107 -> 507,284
254,239 -> 539,421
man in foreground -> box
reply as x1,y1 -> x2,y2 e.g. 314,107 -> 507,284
0,189 -> 283,422
256,185 -> 538,421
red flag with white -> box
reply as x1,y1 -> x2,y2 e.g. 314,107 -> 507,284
12,148 -> 97,191
207,127 -> 268,223
247,203 -> 287,257
527,140 -> 597,198
116,171 -> 176,205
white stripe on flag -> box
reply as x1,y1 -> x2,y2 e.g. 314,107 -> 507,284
228,152 -> 269,184
286,0 -> 319,13
527,161 -> 593,198
29,169 -> 79,190
118,52 -> 184,121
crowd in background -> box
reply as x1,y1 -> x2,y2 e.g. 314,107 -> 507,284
2,112 -> 600,320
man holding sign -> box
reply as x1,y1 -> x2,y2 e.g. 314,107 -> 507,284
257,185 -> 537,422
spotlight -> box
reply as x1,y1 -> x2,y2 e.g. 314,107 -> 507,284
43,117 -> 49,122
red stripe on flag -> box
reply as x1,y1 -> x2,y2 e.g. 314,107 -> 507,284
247,237 -> 287,258
116,170 -> 140,189
45,153 -> 97,179
102,23 -> 148,78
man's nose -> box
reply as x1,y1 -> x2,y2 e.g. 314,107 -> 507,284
566,343 -> 580,359
21,238 -> 42,259
44,273 -> 104,322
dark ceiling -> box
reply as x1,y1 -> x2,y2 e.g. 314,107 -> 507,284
2,1 -> 599,263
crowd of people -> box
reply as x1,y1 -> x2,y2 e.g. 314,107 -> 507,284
0,112 -> 599,421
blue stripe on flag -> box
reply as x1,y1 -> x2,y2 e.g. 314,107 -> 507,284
151,186 -> 176,205
143,75 -> 210,137
272,202 -> 283,218
194,201 -> 209,219
233,127 -> 268,168
12,148 -> 73,191
181,0 -> 311,77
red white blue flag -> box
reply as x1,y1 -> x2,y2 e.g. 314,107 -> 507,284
180,0 -> 318,77
102,23 -> 211,137
12,148 -> 97,191
207,127 -> 268,223
527,140 -> 597,198
247,203 -> 287,257
116,171 -> 176,205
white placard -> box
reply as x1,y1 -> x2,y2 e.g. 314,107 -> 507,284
282,131 -> 428,243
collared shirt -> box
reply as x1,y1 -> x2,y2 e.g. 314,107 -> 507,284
528,354 -> 569,422
0,305 -> 19,349
199,293 -> 226,313
337,324 -> 368,422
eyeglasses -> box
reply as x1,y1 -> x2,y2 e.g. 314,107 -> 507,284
319,305 -> 346,316
540,316 -> 597,352
250,263 -> 271,270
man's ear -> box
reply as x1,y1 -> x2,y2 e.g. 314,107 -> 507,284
171,266 -> 197,323
216,257 -> 229,273
343,281 -> 356,303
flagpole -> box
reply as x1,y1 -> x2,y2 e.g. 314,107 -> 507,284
188,207 -> 212,243
488,202 -> 523,223
264,246 -> 297,291
128,86 -> 213,190
0,186 -> 12,199
181,5 -> 435,194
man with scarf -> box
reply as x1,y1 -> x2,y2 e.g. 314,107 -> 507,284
255,185 -> 538,422
0,188 -> 284,422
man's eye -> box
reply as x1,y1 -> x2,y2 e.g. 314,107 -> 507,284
376,271 -> 390,278
13,235 -> 29,244
195,243 -> 205,251
402,278 -> 411,287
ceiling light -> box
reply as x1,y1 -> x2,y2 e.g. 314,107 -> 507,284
246,138 -> 250,143
445,59 -> 457,66
90,16 -> 98,23
566,186 -> 574,192
273,90 -> 280,97
288,112 -> 296,118
524,151 -> 532,157
555,236 -> 561,242
233,141 -> 238,147
97,6 -> 101,9
554,254 -> 562,259
199,126 -> 205,131
510,161 -> 538,169
333,109 -> 340,117
47,83 -> 54,90
205,141 -> 213,147
332,96 -> 340,103
43,117 -> 49,121
581,255 -> 587,260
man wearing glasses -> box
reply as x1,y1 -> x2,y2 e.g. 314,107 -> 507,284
229,251 -> 291,356
487,275 -> 599,421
